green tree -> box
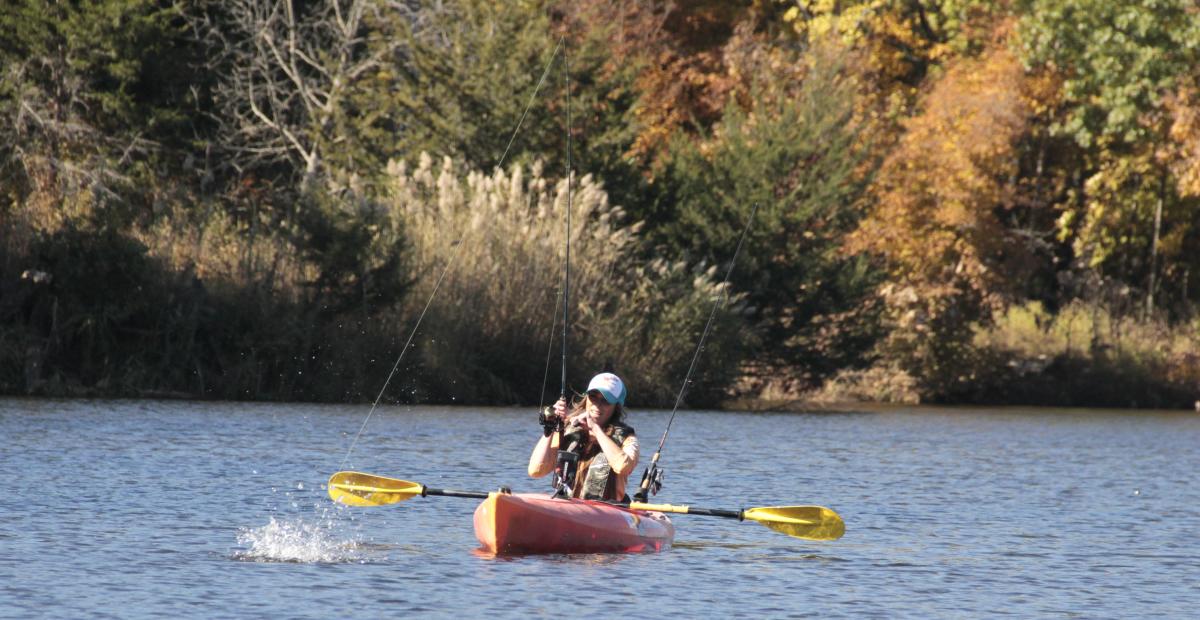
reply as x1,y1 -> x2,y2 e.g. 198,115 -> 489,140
366,0 -> 558,169
1020,0 -> 1200,148
0,0 -> 197,226
1021,0 -> 1200,314
648,41 -> 878,383
357,0 -> 643,205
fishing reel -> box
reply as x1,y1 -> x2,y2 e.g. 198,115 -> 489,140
539,406 -> 564,437
632,465 -> 665,502
552,449 -> 579,498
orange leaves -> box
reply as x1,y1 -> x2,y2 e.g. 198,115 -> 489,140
850,32 -> 1031,321
565,1 -> 747,164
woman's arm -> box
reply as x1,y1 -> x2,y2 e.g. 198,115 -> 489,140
528,431 -> 559,478
586,423 -> 639,475
529,399 -> 567,477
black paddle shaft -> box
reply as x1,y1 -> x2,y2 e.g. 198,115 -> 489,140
422,487 -> 491,500
680,506 -> 744,520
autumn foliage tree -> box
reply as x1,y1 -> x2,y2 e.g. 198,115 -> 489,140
565,0 -> 749,165
848,33 -> 1032,393
1021,0 -> 1200,316
5,0 -> 1200,406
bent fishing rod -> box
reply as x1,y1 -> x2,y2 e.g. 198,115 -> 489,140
632,203 -> 759,503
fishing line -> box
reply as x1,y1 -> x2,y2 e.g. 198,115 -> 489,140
339,241 -> 464,469
338,37 -> 567,468
537,286 -> 562,412
634,202 -> 759,501
498,38 -> 562,170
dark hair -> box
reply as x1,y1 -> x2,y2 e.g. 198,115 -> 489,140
610,403 -> 626,426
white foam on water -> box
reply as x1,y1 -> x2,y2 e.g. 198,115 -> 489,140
234,516 -> 363,563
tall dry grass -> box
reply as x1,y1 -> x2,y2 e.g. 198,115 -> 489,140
383,154 -> 754,406
2,152 -> 756,406
808,300 -> 1200,408
967,301 -> 1199,407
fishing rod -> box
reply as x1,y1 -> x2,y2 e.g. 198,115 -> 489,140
532,37 -> 573,427
527,38 -> 581,496
561,36 -> 573,405
551,39 -> 580,496
632,203 -> 759,503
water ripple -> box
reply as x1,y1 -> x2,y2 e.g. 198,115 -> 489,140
3,399 -> 1199,619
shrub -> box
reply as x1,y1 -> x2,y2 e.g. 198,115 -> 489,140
964,301 -> 1200,407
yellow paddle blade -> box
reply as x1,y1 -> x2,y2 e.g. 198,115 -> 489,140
327,471 -> 424,507
743,506 -> 845,541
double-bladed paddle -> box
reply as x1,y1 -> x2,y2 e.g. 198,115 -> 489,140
327,471 -> 845,542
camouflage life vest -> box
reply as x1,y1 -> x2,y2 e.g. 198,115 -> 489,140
570,421 -> 635,501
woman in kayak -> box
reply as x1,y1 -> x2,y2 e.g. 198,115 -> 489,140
528,372 -> 639,502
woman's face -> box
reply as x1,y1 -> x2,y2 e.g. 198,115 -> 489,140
586,390 -> 615,425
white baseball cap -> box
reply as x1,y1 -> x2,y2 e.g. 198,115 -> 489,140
586,372 -> 626,405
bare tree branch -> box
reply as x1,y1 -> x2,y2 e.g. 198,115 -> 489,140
190,0 -> 409,190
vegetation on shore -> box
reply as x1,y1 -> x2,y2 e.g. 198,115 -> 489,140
2,0 -> 1198,408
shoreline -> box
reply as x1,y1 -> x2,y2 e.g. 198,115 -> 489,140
2,389 -> 1196,414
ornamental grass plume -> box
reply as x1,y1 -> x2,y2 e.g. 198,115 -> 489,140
384,153 -> 753,405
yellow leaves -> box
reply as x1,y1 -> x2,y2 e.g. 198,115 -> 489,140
850,30 -> 1031,326
1055,208 -> 1078,244
1070,142 -> 1200,277
781,0 -> 890,45
1165,87 -> 1200,198
1019,67 -> 1063,120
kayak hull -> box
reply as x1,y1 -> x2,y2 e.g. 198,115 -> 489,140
473,492 -> 674,555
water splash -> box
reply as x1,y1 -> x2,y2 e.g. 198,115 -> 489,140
234,516 -> 363,563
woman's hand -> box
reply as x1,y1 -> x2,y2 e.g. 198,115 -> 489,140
552,398 -> 568,419
571,411 -> 602,436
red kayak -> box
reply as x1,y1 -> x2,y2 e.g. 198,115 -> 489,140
473,492 -> 674,555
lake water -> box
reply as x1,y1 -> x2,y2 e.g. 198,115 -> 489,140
2,398 -> 1197,618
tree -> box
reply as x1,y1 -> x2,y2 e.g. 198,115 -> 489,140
1020,0 -> 1200,148
777,0 -> 1002,112
1167,87 -> 1200,200
365,0 -> 645,211
649,39 -> 877,386
1021,0 -> 1200,314
191,0 -> 407,191
848,33 -> 1033,393
1,0 -> 195,228
368,0 -> 559,170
